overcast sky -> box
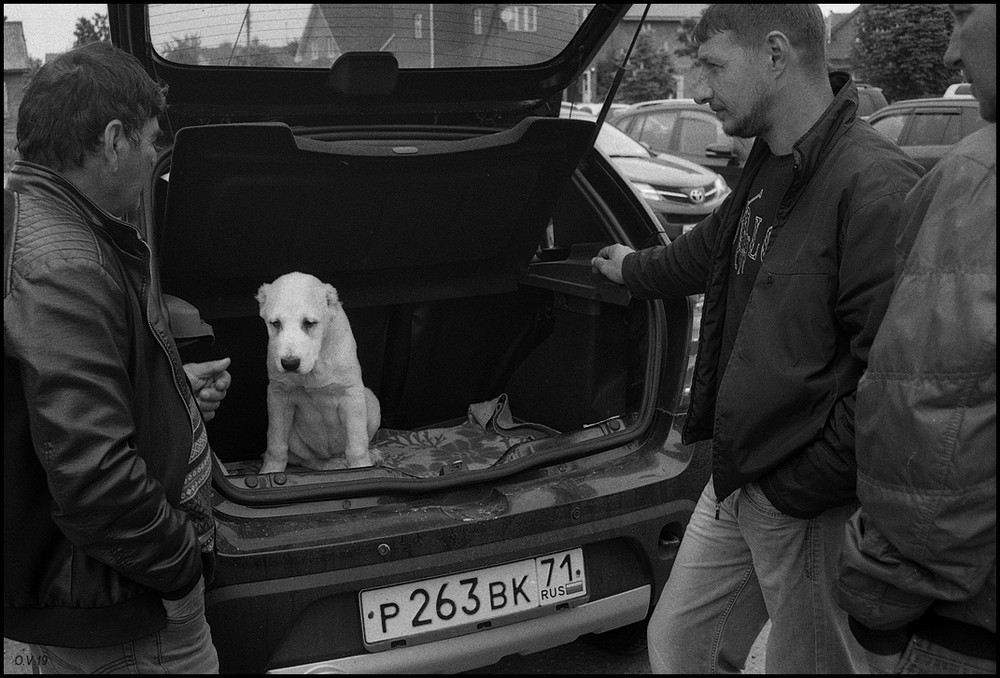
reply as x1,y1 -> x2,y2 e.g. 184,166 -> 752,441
5,3 -> 862,62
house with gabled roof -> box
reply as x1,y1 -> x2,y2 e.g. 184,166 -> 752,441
294,4 -> 593,70
592,4 -> 707,100
826,8 -> 861,76
5,19 -> 31,121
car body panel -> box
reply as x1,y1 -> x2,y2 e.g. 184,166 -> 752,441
943,82 -> 973,98
609,99 -> 750,188
855,83 -> 888,119
568,112 -> 730,239
208,432 -> 705,671
867,97 -> 987,171
106,3 -> 710,673
267,587 -> 650,673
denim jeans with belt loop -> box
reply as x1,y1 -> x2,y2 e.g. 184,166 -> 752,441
647,477 -> 867,674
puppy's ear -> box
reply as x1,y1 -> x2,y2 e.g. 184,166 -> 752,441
256,284 -> 270,312
325,284 -> 341,309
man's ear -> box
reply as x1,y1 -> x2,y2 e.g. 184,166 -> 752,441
765,31 -> 792,74
100,119 -> 128,173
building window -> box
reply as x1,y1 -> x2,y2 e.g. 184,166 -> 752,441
508,6 -> 537,33
326,36 -> 337,57
474,8 -> 483,35
414,13 -> 423,39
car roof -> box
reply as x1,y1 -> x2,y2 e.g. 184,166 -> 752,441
619,99 -> 702,112
874,96 -> 980,110
944,82 -> 973,97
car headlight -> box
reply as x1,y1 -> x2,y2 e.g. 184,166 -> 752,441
632,182 -> 663,201
713,175 -> 730,197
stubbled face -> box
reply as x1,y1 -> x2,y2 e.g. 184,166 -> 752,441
944,4 -> 996,123
257,273 -> 339,375
109,117 -> 162,217
690,30 -> 775,139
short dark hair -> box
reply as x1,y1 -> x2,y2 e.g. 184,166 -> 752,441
16,41 -> 167,171
693,4 -> 828,74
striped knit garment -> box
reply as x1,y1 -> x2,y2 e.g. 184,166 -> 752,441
180,392 -> 215,554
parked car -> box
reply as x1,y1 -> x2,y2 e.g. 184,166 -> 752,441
943,82 -> 974,98
108,4 -> 709,674
867,96 -> 987,171
561,101 -> 630,117
567,113 -> 730,240
610,79 -> 887,186
855,83 -> 889,119
608,99 -> 751,188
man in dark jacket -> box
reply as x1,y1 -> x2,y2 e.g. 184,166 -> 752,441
591,5 -> 923,673
4,41 -> 230,672
836,4 -> 996,673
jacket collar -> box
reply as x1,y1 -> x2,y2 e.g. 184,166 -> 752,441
790,71 -> 858,179
7,161 -> 147,257
742,71 -> 859,183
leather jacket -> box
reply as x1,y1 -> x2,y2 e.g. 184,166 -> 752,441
4,162 -> 208,647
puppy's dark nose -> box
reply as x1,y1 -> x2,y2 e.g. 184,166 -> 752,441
280,357 -> 300,372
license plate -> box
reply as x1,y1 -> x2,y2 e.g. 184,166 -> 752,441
360,548 -> 587,648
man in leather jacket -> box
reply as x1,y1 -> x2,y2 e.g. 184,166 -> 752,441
591,4 -> 923,673
4,41 -> 230,673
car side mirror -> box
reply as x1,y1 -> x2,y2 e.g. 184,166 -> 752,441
705,141 -> 736,159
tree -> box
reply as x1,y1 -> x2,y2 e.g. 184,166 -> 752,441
591,53 -> 619,103
674,16 -> 701,61
162,34 -> 203,65
619,32 -> 678,103
851,4 -> 957,102
593,32 -> 677,104
73,13 -> 110,47
26,56 -> 43,80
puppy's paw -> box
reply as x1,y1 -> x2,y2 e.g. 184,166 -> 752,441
259,458 -> 287,474
346,447 -> 384,468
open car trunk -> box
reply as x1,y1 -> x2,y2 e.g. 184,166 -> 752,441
154,117 -> 667,497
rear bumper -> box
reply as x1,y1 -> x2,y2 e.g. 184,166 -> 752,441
268,586 -> 649,674
207,490 -> 699,673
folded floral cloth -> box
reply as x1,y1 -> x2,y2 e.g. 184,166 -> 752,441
372,394 -> 558,477
225,394 -> 556,479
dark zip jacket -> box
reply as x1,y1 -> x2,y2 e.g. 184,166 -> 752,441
4,162 -> 209,647
621,73 -> 923,517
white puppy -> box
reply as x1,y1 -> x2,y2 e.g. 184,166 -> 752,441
256,272 -> 382,473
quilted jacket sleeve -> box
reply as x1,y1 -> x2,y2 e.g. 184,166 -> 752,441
835,127 -> 997,640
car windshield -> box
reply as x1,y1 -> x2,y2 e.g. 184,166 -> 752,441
596,124 -> 652,159
148,3 -> 596,68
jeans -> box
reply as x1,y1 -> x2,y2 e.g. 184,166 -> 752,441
647,477 -> 866,674
29,576 -> 219,674
871,635 -> 997,674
